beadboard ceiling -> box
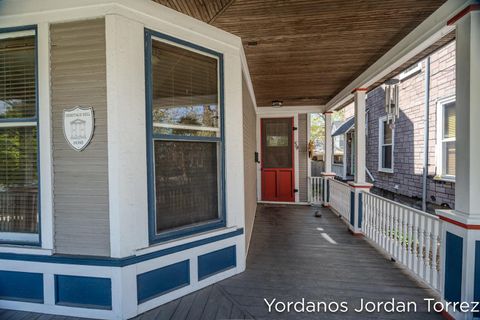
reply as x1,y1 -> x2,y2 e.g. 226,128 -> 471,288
153,0 -> 447,107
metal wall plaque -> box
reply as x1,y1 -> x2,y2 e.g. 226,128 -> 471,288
63,106 -> 95,151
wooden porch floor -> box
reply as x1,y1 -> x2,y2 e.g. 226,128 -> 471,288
0,204 -> 442,320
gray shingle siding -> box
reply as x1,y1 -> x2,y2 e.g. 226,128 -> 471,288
366,41 -> 455,210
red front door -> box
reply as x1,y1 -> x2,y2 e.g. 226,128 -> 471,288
261,117 -> 295,202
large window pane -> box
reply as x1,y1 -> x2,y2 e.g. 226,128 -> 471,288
151,39 -> 219,137
445,141 -> 455,176
0,36 -> 36,119
382,145 -> 392,169
383,121 -> 392,144
154,141 -> 219,233
443,102 -> 456,139
0,126 -> 38,234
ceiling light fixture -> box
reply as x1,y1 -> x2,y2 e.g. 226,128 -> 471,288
272,100 -> 283,108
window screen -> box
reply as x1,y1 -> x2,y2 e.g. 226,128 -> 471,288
147,33 -> 223,241
0,32 -> 39,241
154,141 -> 219,233
261,118 -> 292,168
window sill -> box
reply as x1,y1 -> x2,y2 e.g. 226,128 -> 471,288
433,175 -> 455,183
378,168 -> 394,174
0,245 -> 52,255
137,226 -> 240,256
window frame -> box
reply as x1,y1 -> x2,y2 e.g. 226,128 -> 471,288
0,25 -> 41,245
332,135 -> 344,165
435,96 -> 456,182
144,29 -> 226,244
378,116 -> 394,173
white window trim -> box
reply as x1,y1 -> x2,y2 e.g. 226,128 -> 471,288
378,116 -> 394,173
332,135 -> 344,165
435,96 -> 456,182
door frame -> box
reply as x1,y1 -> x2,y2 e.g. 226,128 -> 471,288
259,115 -> 297,202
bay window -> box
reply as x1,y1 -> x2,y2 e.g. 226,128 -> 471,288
378,116 -> 394,172
145,30 -> 225,243
0,27 -> 39,244
436,97 -> 456,181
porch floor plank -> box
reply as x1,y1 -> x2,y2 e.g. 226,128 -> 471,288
0,204 -> 442,319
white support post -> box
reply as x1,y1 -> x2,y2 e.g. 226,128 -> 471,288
321,111 -> 335,205
307,113 -> 312,202
437,5 -> 480,320
353,89 -> 367,184
323,111 -> 333,174
349,88 -> 372,234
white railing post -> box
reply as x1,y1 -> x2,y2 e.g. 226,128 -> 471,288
320,173 -> 335,207
347,183 -> 372,234
308,177 -> 324,205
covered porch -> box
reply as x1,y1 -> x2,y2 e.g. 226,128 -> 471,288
0,0 -> 479,319
1,204 -> 443,319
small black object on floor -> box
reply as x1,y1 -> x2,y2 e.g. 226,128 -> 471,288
314,210 -> 322,217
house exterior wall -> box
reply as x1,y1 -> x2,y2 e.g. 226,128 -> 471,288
366,41 -> 456,210
0,2 -> 248,318
242,76 -> 257,251
50,19 -> 111,256
298,113 -> 308,202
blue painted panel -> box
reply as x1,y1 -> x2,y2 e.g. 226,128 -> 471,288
326,180 -> 330,203
474,241 -> 480,306
444,232 -> 463,303
198,246 -> 236,280
137,260 -> 190,304
350,191 -> 355,225
0,270 -> 43,303
0,228 -> 243,267
55,275 -> 112,309
358,193 -> 363,228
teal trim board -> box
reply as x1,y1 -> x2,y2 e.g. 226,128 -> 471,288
0,228 -> 243,267
198,245 -> 236,280
350,191 -> 355,225
55,275 -> 112,310
475,241 -> 480,315
137,260 -> 190,304
0,270 -> 43,303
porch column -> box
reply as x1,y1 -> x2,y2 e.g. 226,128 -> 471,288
349,89 -> 372,234
321,111 -> 335,206
323,111 -> 333,174
437,5 -> 480,320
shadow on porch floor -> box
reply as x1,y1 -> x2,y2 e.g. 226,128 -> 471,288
0,204 -> 442,320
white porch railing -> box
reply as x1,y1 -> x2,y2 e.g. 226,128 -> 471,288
308,177 -> 323,204
362,192 -> 441,291
329,179 -> 351,221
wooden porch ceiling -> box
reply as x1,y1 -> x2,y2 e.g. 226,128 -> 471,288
153,0 -> 447,107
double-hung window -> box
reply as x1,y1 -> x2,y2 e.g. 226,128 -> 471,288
436,97 -> 456,181
378,116 -> 394,173
332,135 -> 344,165
145,30 -> 225,243
0,27 -> 39,244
